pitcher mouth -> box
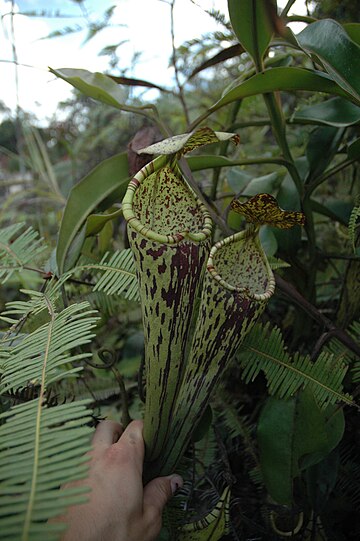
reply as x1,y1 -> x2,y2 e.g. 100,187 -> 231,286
206,227 -> 275,301
122,156 -> 212,244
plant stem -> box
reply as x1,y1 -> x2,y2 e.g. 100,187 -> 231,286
210,100 -> 243,200
307,158 -> 357,195
280,0 -> 297,17
275,274 -> 360,358
170,0 -> 190,127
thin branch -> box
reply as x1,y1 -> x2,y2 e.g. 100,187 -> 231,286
169,0 -> 190,127
307,159 -> 357,195
275,274 -> 360,359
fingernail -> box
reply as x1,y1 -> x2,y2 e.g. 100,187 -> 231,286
169,474 -> 183,495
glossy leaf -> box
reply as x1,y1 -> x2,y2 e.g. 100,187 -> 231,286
187,154 -> 288,171
306,126 -> 345,182
191,405 -> 213,443
138,127 -> 239,156
228,0 -> 274,66
210,67 -> 354,113
258,390 -> 344,504
109,74 -> 169,93
293,97 -> 360,127
189,44 -> 243,79
227,170 -> 282,196
348,137 -> 360,160
274,157 -> 307,253
231,193 -> 305,229
344,23 -> 360,46
296,20 -> 360,103
56,153 -> 129,274
85,207 -> 123,237
306,449 -> 340,514
50,68 -> 155,117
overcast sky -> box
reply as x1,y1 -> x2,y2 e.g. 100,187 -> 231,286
0,0 -> 307,123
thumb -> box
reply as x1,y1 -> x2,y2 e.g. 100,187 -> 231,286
143,474 -> 183,512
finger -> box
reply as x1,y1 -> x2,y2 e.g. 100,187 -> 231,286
114,419 -> 145,469
143,474 -> 183,513
92,420 -> 123,448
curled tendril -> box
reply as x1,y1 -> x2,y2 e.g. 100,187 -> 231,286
85,347 -> 131,428
85,348 -> 118,369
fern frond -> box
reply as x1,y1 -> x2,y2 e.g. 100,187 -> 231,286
0,292 -> 99,539
0,398 -> 93,540
0,275 -> 70,325
238,323 -> 354,409
75,249 -> 139,300
348,196 -> 360,253
0,223 -> 45,284
1,301 -> 99,394
349,320 -> 360,382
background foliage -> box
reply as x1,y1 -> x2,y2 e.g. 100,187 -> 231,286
0,0 -> 359,540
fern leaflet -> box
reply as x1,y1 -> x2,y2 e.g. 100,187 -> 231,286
0,292 -> 99,540
74,249 -> 139,300
238,323 -> 354,409
1,301 -> 99,394
348,196 -> 360,253
0,223 -> 45,284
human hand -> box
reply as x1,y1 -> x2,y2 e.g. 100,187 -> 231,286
55,419 -> 183,541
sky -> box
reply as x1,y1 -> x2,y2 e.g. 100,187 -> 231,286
0,0 -> 308,123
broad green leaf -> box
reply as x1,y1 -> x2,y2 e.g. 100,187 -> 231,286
258,390 -> 344,505
348,137 -> 360,160
293,97 -> 360,127
228,0 -> 274,67
138,127 -> 239,156
187,154 -> 288,171
273,159 -> 307,253
177,487 -> 230,541
306,449 -> 340,514
310,199 -> 350,226
296,20 -> 360,103
306,126 -> 345,182
344,23 -> 360,46
85,207 -> 123,237
49,68 -> 155,117
210,67 -> 355,113
259,226 -> 278,257
191,405 -> 213,443
227,170 -> 282,196
56,153 -> 129,274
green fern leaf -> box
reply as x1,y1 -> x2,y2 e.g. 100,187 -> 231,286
1,301 -> 99,394
0,398 -> 93,540
350,320 -> 360,382
348,197 -> 360,253
0,293 -> 99,540
238,323 -> 354,409
0,223 -> 45,284
0,275 -> 71,325
75,249 -> 139,300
